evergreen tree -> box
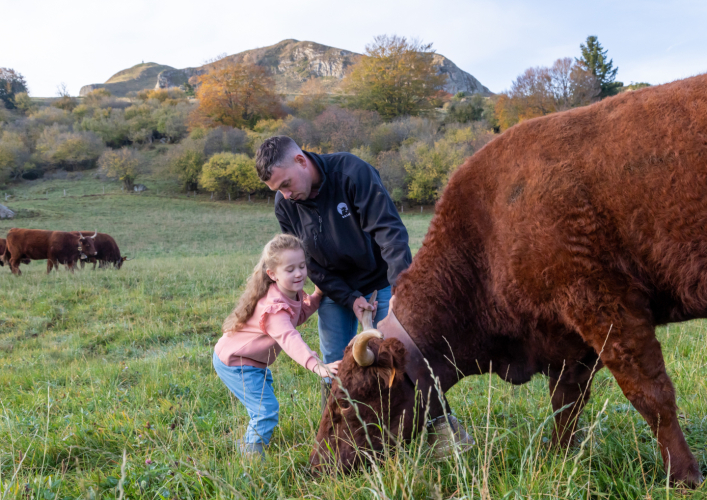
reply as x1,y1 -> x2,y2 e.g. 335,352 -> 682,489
577,36 -> 623,98
0,68 -> 28,109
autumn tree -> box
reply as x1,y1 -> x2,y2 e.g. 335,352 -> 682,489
190,62 -> 284,130
494,58 -> 600,131
342,35 -> 448,120
98,148 -> 145,190
0,68 -> 28,110
289,79 -> 329,120
578,36 -> 622,98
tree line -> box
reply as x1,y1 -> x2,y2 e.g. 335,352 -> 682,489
1,35 -> 640,203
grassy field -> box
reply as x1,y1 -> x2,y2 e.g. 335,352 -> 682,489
0,177 -> 705,499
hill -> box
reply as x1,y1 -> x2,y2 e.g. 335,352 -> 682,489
79,62 -> 175,97
80,39 -> 492,97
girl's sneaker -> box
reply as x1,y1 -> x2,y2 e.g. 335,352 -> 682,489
236,439 -> 266,461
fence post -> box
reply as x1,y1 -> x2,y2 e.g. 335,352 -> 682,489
420,206 -> 423,213
64,189 -> 67,197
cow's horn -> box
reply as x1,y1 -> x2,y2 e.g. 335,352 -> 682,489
91,230 -> 97,239
352,329 -> 383,367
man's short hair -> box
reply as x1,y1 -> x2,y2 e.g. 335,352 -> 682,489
255,136 -> 300,181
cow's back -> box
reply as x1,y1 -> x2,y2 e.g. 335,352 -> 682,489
6,228 -> 55,260
441,73 -> 707,322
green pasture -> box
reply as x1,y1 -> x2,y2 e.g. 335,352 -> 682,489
0,178 -> 705,499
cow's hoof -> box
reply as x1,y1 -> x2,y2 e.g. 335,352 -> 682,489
671,466 -> 703,489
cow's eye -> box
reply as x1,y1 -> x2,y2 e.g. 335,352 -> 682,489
337,398 -> 350,410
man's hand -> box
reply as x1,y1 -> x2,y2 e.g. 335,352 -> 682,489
353,296 -> 377,323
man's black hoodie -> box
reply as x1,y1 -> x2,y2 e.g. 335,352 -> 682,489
275,151 -> 412,309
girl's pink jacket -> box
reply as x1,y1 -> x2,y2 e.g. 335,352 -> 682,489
214,283 -> 322,372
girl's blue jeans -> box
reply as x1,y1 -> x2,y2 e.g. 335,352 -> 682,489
213,351 -> 279,445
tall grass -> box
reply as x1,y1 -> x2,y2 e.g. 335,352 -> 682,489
0,178 -> 705,498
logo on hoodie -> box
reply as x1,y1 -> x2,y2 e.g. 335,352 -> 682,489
337,203 -> 351,218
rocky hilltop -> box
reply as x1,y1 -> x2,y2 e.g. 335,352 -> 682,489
80,39 -> 492,97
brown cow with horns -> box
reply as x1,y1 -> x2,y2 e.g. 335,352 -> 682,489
311,74 -> 707,487
5,228 -> 98,275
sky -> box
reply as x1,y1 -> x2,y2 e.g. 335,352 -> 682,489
3,0 -> 707,97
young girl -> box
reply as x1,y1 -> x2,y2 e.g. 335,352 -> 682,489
213,234 -> 340,458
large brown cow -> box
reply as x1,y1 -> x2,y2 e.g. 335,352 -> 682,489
5,229 -> 98,275
78,232 -> 131,270
311,74 -> 707,486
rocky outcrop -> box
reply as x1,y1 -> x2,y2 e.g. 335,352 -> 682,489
432,54 -> 492,96
82,40 -> 492,98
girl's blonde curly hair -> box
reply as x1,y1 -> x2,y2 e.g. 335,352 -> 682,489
222,234 -> 305,335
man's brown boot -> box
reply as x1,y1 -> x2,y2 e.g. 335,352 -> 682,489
427,415 -> 475,458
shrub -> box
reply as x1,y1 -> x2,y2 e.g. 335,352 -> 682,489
169,145 -> 205,192
155,102 -> 191,142
375,150 -> 406,198
444,94 -> 486,124
403,139 -> 467,204
78,109 -> 130,147
36,125 -> 104,171
314,106 -> 378,152
0,130 -> 31,180
203,126 -> 248,156
98,147 -> 145,190
13,92 -> 37,115
199,152 -> 260,199
53,96 -> 78,111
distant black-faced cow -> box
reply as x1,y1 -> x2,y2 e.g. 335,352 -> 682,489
78,232 -> 131,270
5,229 -> 98,275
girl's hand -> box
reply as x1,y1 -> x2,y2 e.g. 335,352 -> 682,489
314,360 -> 341,378
313,285 -> 324,298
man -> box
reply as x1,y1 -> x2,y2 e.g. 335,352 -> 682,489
256,136 -> 411,374
256,135 -> 473,457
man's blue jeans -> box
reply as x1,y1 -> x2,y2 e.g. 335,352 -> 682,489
318,286 -> 391,364
213,352 -> 279,444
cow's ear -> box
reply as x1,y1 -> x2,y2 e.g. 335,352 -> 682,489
375,339 -> 406,388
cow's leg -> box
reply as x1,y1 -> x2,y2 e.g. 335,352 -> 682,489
47,259 -> 54,274
9,256 -> 22,275
548,368 -> 596,447
567,289 -> 702,487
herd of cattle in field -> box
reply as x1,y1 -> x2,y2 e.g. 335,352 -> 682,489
0,228 -> 130,275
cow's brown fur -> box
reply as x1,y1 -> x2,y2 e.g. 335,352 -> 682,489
5,228 -> 98,275
78,232 -> 127,270
312,74 -> 707,486
0,238 -> 31,267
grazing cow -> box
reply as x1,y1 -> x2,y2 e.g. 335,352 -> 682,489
78,232 -> 131,270
5,229 -> 98,275
311,74 -> 707,487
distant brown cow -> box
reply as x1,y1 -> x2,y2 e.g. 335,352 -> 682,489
78,232 -> 131,270
312,74 -> 707,486
5,229 -> 98,275
0,237 -> 31,267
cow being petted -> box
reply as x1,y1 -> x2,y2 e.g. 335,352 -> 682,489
312,74 -> 707,486
5,229 -> 98,275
